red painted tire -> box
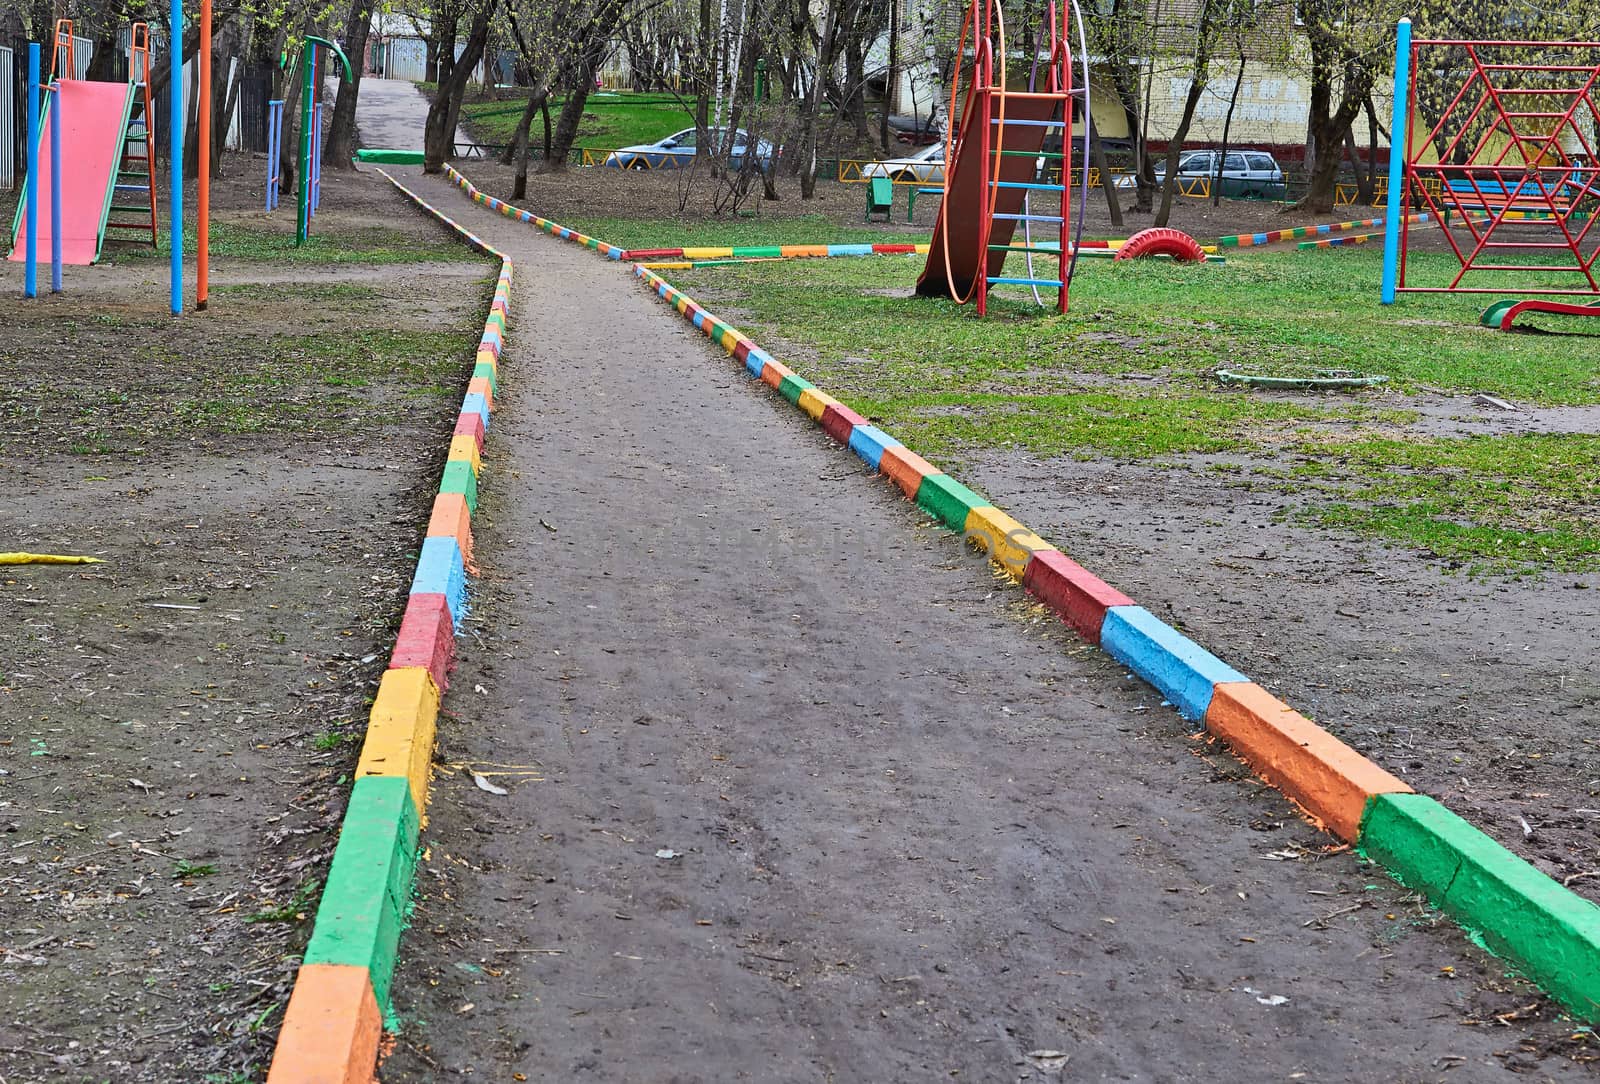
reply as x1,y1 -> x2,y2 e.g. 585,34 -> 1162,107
1113,227 -> 1206,262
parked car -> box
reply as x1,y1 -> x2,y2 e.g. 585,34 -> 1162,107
862,142 -> 946,185
601,127 -> 775,170
1114,149 -> 1286,198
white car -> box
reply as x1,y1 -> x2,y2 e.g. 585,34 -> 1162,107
863,142 -> 946,184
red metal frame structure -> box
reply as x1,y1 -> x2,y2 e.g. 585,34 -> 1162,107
915,0 -> 1086,315
1395,37 -> 1600,295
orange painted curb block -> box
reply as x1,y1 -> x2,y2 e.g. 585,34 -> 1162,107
426,493 -> 474,569
266,963 -> 381,1084
760,360 -> 795,389
1204,682 -> 1412,842
879,446 -> 940,500
467,376 -> 494,410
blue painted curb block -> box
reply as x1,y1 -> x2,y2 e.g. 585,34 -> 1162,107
848,425 -> 903,470
745,348 -> 771,379
461,393 -> 491,430
412,536 -> 468,628
832,243 -> 874,257
1100,605 -> 1246,721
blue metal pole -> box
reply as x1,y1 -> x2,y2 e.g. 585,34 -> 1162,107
170,0 -> 184,315
24,44 -> 39,298
50,80 -> 62,294
1381,18 -> 1412,305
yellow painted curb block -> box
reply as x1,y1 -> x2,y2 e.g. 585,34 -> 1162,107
475,349 -> 499,372
964,506 -> 1053,579
797,387 -> 840,422
355,667 -> 441,816
447,434 -> 482,476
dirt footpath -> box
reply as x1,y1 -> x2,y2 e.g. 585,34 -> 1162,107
376,171 -> 1590,1082
0,166 -> 492,1080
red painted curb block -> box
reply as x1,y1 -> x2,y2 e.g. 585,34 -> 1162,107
820,403 -> 868,445
389,592 -> 456,691
1021,551 -> 1135,645
453,411 -> 486,453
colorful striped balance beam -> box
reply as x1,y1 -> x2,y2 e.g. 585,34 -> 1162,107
627,258 -> 1600,1024
264,172 -> 513,1084
443,164 -> 626,259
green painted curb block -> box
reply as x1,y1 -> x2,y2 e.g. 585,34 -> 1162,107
355,149 -> 425,164
778,374 -> 816,405
738,246 -> 784,258
472,361 -> 498,394
914,474 -> 991,532
440,459 -> 478,512
302,775 -> 421,1012
1359,793 -> 1600,1020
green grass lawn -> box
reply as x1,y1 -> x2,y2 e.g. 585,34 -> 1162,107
461,92 -> 693,150
650,242 -> 1600,572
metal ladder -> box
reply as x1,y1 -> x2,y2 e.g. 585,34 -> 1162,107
106,23 -> 159,248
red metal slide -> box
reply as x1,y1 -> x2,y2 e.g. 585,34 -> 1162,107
916,91 -> 1059,302
9,78 -> 136,265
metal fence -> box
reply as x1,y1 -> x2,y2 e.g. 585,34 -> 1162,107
0,46 -> 12,189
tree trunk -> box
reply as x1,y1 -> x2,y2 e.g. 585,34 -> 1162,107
1213,48 -> 1245,207
1297,45 -> 1370,213
502,89 -> 541,165
424,5 -> 493,172
1155,78 -> 1206,226
544,32 -> 611,169
512,91 -> 548,198
696,0 -> 712,160
1090,122 -> 1123,229
325,0 -> 377,169
880,0 -> 896,154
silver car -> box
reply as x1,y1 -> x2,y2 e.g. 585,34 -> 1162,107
1115,149 -> 1286,198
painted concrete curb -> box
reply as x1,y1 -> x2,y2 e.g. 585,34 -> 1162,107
620,260 -> 1600,1021
444,164 -> 626,259
265,172 -> 515,1082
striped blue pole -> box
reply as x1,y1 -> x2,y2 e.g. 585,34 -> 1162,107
24,44 -> 38,298
170,0 -> 183,315
50,79 -> 62,293
1381,18 -> 1412,305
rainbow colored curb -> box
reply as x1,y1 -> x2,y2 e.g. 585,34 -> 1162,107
444,164 -> 625,259
264,172 -> 514,1083
628,260 -> 1600,1022
622,241 -> 931,261
1220,215 -> 1390,248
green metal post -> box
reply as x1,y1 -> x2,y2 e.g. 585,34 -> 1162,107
296,35 -> 352,245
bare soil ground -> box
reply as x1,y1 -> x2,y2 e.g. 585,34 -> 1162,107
0,160 -> 493,1081
332,167 -> 1597,1082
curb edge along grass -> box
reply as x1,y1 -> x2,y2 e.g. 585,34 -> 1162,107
614,274 -> 1600,1021
442,167 -> 1600,1022
263,169 -> 513,1083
